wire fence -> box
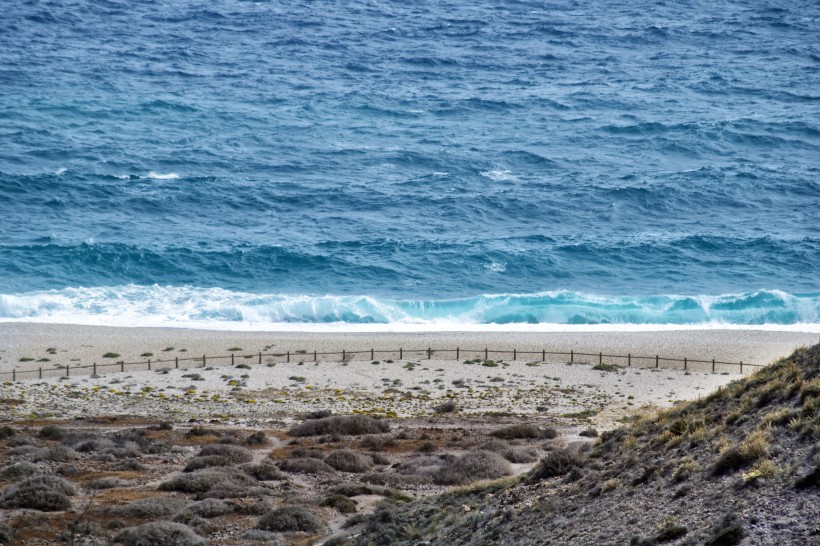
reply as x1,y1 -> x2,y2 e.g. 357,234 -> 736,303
0,347 -> 762,382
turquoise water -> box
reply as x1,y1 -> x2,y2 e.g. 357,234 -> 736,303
1,1 -> 818,327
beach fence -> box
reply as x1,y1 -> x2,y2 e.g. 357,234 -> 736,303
0,347 -> 762,382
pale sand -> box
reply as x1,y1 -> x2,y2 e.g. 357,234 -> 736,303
1,322 -> 816,374
0,323 -> 815,427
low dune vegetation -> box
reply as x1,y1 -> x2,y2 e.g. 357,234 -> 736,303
0,344 -> 815,544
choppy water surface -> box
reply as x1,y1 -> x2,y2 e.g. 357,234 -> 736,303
1,1 -> 818,327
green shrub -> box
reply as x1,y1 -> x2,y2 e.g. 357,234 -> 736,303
242,461 -> 284,481
197,444 -> 253,463
0,523 -> 14,544
159,468 -> 253,495
432,400 -> 458,414
38,424 -> 66,440
103,352 -> 120,358
479,440 -> 539,463
257,506 -> 320,533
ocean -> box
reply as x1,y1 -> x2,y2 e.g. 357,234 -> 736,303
1,0 -> 818,329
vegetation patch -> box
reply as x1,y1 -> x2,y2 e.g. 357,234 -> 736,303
288,415 -> 390,437
257,506 -> 320,533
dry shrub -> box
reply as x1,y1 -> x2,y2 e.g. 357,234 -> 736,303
0,461 -> 40,480
182,499 -> 232,518
527,449 -> 585,483
159,468 -> 253,494
712,430 -> 769,476
395,454 -> 454,477
433,400 -> 459,414
197,444 -> 253,463
491,424 -> 556,440
433,451 -> 512,485
257,506 -> 320,533
111,497 -> 191,519
114,521 -> 206,546
321,494 -> 358,513
38,425 -> 66,440
328,483 -> 388,497
290,447 -> 325,459
479,440 -> 539,463
245,431 -> 268,446
89,476 -> 125,490
0,475 -> 76,511
324,450 -> 373,473
288,415 -> 389,437
277,458 -> 335,475
242,461 -> 285,481
0,523 -> 14,544
184,456 -> 234,472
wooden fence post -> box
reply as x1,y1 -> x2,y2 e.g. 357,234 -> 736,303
121,361 -> 124,372
66,364 -> 70,377
599,352 -> 602,365
655,355 -> 659,368
259,352 -> 262,365
456,347 -> 460,360
371,348 -> 374,360
684,358 -> 687,371
570,350 -> 574,363
342,350 -> 346,361
314,350 -> 317,362
175,356 -> 179,369
203,355 -> 206,368
231,354 -> 235,366
542,349 -> 545,361
513,349 -> 517,360
428,347 -> 432,359
628,354 -> 631,367
39,367 -> 42,379
287,351 -> 290,363
399,348 -> 403,360
712,359 -> 715,372
740,361 -> 743,374
12,369 -> 15,381
485,348 -> 488,360
148,359 -> 151,371
94,362 -> 97,375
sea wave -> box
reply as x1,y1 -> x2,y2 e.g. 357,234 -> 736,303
0,286 -> 817,330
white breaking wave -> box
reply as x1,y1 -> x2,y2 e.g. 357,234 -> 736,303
146,172 -> 180,180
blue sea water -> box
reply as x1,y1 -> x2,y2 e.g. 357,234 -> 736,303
0,0 -> 818,328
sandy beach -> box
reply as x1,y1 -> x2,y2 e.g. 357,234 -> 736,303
1,323 -> 816,427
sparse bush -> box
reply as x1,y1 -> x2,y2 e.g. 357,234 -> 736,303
103,352 -> 121,358
277,458 -> 335,475
491,424 -> 555,440
479,440 -> 539,463
159,468 -> 253,495
433,450 -> 511,485
0,475 -> 76,511
322,494 -> 357,513
713,431 -> 769,476
257,506 -> 320,533
528,449 -> 585,483
0,461 -> 40,480
44,446 -> 80,461
0,523 -> 14,544
185,426 -> 214,438
38,425 -> 66,440
0,426 -> 15,440
242,461 -> 284,481
184,456 -> 234,472
325,450 -> 373,473
114,521 -> 205,546
656,517 -> 688,542
305,409 -> 333,420
579,427 -> 599,438
197,444 -> 253,463
182,499 -> 232,518
433,400 -> 458,414
89,476 -> 125,489
245,431 -> 267,446
290,447 -> 325,459
289,415 -> 389,437
111,497 -> 191,519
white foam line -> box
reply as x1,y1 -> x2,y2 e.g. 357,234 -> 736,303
1,317 -> 818,334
